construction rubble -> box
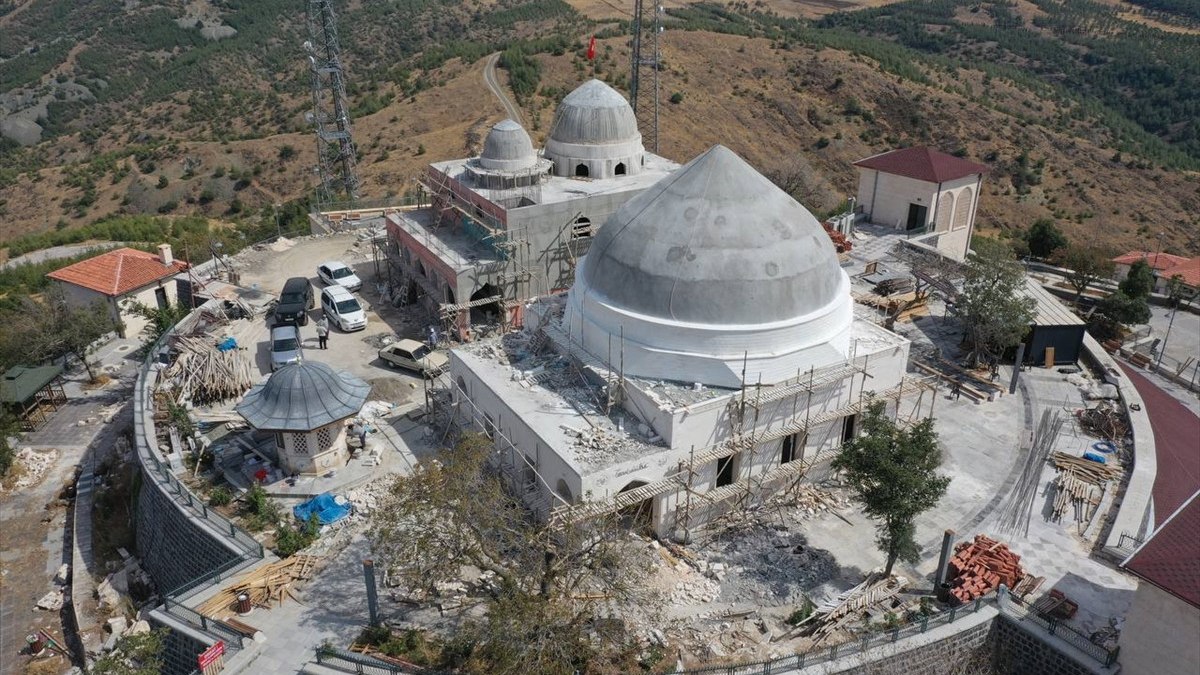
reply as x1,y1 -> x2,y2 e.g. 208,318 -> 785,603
197,555 -> 322,619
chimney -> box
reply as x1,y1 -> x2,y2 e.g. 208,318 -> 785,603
157,243 -> 174,267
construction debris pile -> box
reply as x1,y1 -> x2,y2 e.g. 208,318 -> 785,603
782,572 -> 908,645
822,222 -> 852,253
197,555 -> 321,618
946,535 -> 1027,604
161,334 -> 257,405
1049,452 -> 1122,528
6,447 -> 57,490
1074,401 -> 1129,443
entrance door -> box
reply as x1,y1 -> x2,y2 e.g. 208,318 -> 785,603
154,287 -> 168,309
842,414 -> 858,444
906,204 -> 928,231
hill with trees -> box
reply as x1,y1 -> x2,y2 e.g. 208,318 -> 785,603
0,0 -> 1197,257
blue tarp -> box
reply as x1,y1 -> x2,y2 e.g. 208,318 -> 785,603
293,493 -> 351,525
216,337 -> 238,352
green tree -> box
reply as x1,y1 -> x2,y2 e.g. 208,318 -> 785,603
833,401 -> 949,576
0,408 -> 19,477
1056,245 -> 1116,302
127,300 -> 190,344
90,628 -> 167,675
1025,218 -> 1067,258
1119,259 -> 1155,300
1164,274 -> 1197,308
369,434 -> 653,674
956,238 -> 1036,367
1099,291 -> 1151,326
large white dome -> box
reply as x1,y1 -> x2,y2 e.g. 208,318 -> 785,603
564,145 -> 853,388
544,79 -> 645,179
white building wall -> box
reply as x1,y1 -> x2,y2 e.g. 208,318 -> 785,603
1119,581 -> 1200,675
54,277 -> 181,340
857,170 -> 981,237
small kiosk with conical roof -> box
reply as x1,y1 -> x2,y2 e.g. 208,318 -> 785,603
235,361 -> 370,476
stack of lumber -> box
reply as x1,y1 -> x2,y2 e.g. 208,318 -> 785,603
197,555 -> 321,618
1051,469 -> 1102,526
947,535 -> 1025,604
1049,452 -> 1121,483
874,277 -> 915,296
777,572 -> 908,644
165,335 -> 256,405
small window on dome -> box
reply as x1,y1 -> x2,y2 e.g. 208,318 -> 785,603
614,162 -> 627,176
575,163 -> 589,178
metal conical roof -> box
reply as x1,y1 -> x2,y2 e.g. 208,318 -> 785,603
236,361 -> 369,432
578,145 -> 845,325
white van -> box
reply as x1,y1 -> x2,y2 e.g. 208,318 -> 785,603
320,286 -> 367,332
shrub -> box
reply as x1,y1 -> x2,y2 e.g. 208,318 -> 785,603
669,91 -> 684,104
209,486 -> 232,506
156,175 -> 169,189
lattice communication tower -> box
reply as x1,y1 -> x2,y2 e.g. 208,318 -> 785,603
629,0 -> 662,153
305,0 -> 360,204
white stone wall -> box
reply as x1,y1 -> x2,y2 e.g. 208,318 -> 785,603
278,423 -> 348,476
1120,581 -> 1200,675
54,277 -> 182,340
856,169 -> 980,240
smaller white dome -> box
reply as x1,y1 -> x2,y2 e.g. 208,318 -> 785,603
545,79 -> 645,180
479,119 -> 537,171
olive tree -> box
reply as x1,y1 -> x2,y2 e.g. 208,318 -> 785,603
369,434 -> 656,674
956,238 -> 1036,367
833,401 -> 950,577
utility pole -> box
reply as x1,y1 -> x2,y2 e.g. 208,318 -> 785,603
305,0 -> 360,207
629,0 -> 662,154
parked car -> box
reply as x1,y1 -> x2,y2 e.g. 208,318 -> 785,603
273,277 -> 314,326
317,261 -> 362,292
270,324 -> 304,371
320,286 -> 367,332
378,339 -> 449,376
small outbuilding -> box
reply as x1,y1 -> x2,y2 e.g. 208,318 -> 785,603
1021,278 -> 1086,366
235,362 -> 370,476
854,147 -> 987,262
0,364 -> 67,431
46,245 -> 190,339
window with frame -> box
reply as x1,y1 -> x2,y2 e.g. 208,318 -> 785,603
571,217 -> 593,240
316,427 -> 333,452
293,433 -> 309,455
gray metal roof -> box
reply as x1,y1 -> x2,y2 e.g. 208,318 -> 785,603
548,79 -> 640,146
1023,277 -> 1086,327
235,361 -> 370,432
479,119 -> 537,171
578,145 -> 845,325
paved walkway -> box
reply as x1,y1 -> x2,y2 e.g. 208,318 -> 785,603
1118,362 -> 1200,525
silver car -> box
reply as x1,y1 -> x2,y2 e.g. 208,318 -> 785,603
270,325 -> 304,371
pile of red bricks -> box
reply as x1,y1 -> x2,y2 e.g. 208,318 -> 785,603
947,534 -> 1025,604
823,222 -> 853,253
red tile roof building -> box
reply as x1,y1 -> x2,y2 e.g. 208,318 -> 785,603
47,247 -> 189,297
1123,490 -> 1200,608
1111,251 -> 1190,272
853,147 -> 989,184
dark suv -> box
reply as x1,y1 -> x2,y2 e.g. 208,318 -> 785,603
273,277 -> 314,325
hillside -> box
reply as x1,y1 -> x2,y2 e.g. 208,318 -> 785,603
0,0 -> 1197,257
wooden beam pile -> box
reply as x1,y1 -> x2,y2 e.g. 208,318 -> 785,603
777,572 -> 908,644
947,535 -> 1025,604
1051,469 -> 1101,526
1049,452 -> 1121,483
197,555 -> 321,618
165,335 -> 256,405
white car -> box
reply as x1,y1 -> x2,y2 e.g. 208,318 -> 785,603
317,261 -> 362,292
320,286 -> 367,332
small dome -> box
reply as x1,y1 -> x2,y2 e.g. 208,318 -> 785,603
236,361 -> 370,432
548,79 -> 640,146
479,119 -> 537,171
580,145 -> 845,325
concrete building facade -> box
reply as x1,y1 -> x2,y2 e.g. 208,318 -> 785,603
854,147 -> 988,262
384,79 -> 678,340
447,146 -> 925,538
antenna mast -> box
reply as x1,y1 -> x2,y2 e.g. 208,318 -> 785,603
629,0 -> 661,154
305,0 -> 360,205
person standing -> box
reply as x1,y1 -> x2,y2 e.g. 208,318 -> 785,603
316,317 -> 329,349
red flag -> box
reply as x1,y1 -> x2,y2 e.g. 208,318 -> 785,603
587,36 -> 596,60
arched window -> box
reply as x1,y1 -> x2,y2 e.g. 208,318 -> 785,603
575,163 -> 589,178
571,217 -> 593,240
614,162 -> 627,176
953,187 -> 974,230
556,479 -> 574,504
935,193 -> 954,232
